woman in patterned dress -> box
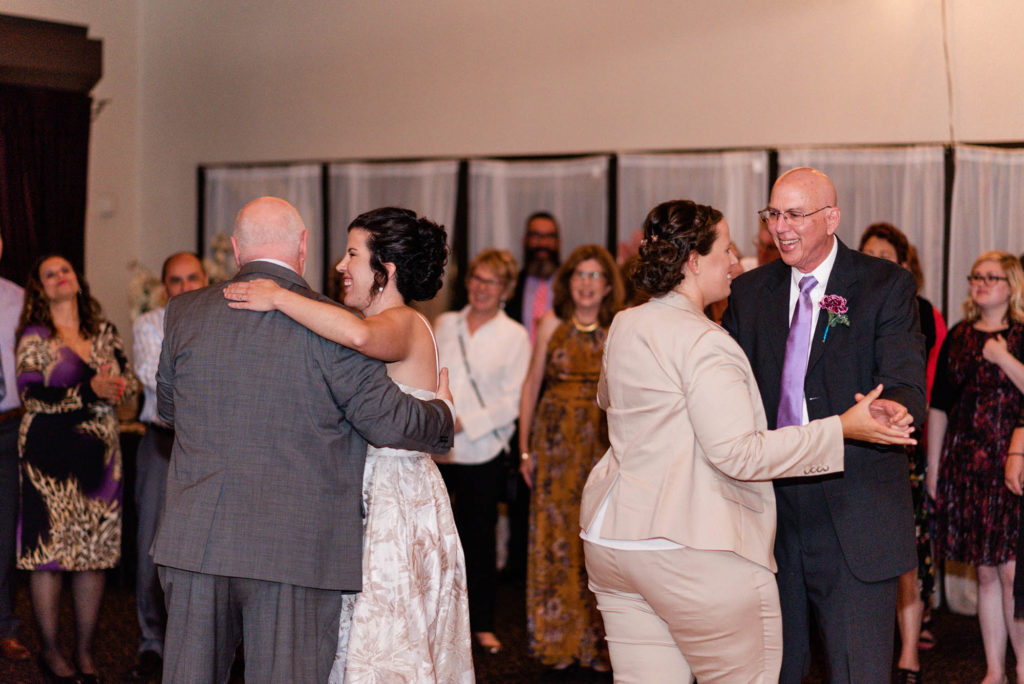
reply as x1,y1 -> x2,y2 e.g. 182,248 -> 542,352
225,207 -> 473,683
518,244 -> 624,672
927,250 -> 1024,684
16,255 -> 137,682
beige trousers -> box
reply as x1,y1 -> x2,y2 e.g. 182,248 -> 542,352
584,542 -> 781,684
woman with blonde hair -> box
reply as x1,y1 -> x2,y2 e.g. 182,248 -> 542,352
434,248 -> 530,655
929,250 -> 1024,684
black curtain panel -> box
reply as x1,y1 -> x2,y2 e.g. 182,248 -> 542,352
0,83 -> 91,286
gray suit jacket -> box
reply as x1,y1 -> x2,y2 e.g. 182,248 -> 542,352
153,260 -> 454,591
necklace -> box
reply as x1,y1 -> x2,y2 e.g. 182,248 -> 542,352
572,315 -> 599,333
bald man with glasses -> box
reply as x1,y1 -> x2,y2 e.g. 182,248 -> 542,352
723,167 -> 926,683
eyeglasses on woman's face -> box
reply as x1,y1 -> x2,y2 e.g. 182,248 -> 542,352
967,274 -> 1009,286
570,270 -> 605,282
469,274 -> 505,289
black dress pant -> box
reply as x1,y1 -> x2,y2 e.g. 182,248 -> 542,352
438,454 -> 504,632
0,416 -> 20,639
775,480 -> 898,684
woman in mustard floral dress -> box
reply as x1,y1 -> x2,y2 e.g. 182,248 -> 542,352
519,245 -> 624,671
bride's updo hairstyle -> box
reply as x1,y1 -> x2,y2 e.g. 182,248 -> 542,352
349,207 -> 449,302
631,200 -> 722,297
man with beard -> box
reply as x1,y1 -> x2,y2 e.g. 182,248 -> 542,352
506,212 -> 561,341
502,212 -> 561,583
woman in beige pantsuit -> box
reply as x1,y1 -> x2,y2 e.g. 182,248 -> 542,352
580,200 -> 919,683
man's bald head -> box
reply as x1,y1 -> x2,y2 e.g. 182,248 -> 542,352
162,251 -> 207,298
766,167 -> 841,274
231,197 -> 308,273
773,167 -> 838,208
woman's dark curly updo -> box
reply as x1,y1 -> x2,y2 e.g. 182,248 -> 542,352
348,207 -> 449,302
631,200 -> 723,297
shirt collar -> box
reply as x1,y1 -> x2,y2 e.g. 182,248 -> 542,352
790,235 -> 839,291
250,257 -> 299,274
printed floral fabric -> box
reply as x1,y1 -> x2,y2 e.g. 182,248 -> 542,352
933,322 -> 1024,565
908,445 -> 934,600
16,321 -> 137,571
527,322 -> 608,667
331,382 -> 474,684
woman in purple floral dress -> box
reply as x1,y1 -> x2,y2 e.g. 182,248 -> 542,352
16,255 -> 137,682
928,250 -> 1024,684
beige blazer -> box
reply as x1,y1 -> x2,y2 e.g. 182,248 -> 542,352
580,291 -> 844,572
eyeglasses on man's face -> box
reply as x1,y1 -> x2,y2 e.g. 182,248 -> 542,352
967,274 -> 1009,285
757,206 -> 832,227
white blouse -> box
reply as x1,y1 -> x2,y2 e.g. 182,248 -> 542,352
433,307 -> 530,465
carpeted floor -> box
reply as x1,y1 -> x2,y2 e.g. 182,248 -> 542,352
0,570 -> 1008,683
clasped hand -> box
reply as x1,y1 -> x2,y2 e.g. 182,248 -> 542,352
840,385 -> 917,446
982,334 -> 1010,365
90,363 -> 126,404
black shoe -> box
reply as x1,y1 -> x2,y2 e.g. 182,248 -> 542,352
896,668 -> 921,684
124,650 -> 162,682
37,655 -> 84,684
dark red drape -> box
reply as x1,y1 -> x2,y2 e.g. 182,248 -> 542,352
0,83 -> 91,287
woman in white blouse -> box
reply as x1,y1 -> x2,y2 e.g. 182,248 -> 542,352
434,249 -> 531,655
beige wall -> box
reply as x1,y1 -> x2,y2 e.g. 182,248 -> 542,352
4,0 -> 1024,336
3,0 -> 140,336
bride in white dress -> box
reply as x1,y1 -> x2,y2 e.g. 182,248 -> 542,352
225,207 -> 474,683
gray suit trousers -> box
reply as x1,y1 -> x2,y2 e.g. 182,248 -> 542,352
134,425 -> 173,655
159,566 -> 347,684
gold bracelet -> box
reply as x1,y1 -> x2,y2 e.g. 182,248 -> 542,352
521,451 -> 531,462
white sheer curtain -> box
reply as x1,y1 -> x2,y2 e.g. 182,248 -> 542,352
948,145 -> 1024,325
328,161 -> 460,318
778,147 -> 946,309
617,151 -> 769,264
468,157 -> 610,262
203,164 -> 324,290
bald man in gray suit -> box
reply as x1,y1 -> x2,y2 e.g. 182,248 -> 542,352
153,197 -> 455,683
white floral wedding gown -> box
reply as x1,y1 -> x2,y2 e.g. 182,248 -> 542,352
330,321 -> 474,683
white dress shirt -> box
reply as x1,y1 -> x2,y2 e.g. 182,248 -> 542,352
133,306 -> 166,425
786,237 -> 839,426
0,277 -> 25,412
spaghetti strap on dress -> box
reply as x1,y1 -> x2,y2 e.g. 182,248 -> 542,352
331,312 -> 474,683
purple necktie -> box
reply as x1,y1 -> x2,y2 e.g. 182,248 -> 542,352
777,275 -> 818,428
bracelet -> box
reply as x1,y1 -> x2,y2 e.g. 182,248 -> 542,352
1009,452 -> 1024,458
521,451 -> 531,462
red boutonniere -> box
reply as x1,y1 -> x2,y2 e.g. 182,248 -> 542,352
820,294 -> 850,342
